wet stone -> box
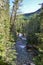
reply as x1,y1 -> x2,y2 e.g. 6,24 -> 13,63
16,38 -> 35,65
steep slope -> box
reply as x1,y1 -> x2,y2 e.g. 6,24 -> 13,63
23,8 -> 41,19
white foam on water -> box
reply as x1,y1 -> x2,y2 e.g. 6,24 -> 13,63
19,45 -> 25,48
31,63 -> 35,65
23,64 -> 26,65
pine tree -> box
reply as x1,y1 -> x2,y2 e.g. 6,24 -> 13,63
10,0 -> 23,41
40,3 -> 43,32
0,0 -> 23,64
0,0 -> 6,58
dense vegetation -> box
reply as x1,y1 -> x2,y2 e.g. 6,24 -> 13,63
0,0 -> 22,65
0,0 -> 43,65
15,3 -> 43,65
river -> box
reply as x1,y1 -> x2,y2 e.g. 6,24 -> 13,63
16,37 -> 35,65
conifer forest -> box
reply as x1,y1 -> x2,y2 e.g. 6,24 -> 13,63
0,0 -> 43,65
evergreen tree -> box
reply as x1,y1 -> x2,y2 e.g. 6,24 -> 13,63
40,3 -> 43,32
0,0 -> 6,58
0,1 -> 17,65
10,0 -> 23,41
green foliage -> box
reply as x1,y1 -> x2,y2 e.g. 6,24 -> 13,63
26,14 -> 40,33
33,54 -> 43,65
26,33 -> 38,45
24,4 -> 43,65
0,0 -> 17,65
15,15 -> 26,33
10,0 -> 23,41
0,59 -> 11,65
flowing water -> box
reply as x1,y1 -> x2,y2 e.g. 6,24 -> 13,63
16,38 -> 35,65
